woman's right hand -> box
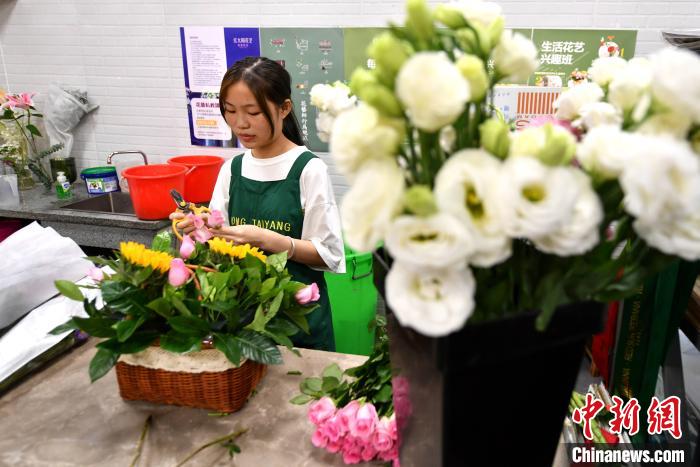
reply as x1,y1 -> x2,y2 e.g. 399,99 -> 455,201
169,211 -> 196,235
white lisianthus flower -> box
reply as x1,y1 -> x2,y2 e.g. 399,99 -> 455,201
635,213 -> 700,261
439,125 -> 456,153
649,48 -> 700,123
575,102 -> 623,130
492,30 -> 538,83
532,170 -> 603,256
309,82 -> 356,115
608,58 -> 652,112
330,103 -> 402,177
638,112 -> 692,139
435,149 -> 511,267
576,125 -> 633,179
588,56 -> 628,87
386,261 -> 475,337
341,158 -> 405,253
396,52 -> 470,132
315,111 -> 335,143
385,213 -> 474,271
553,82 -> 604,121
619,135 -> 700,225
498,156 -> 579,239
452,0 -> 503,27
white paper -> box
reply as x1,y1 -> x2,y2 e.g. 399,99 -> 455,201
184,27 -> 228,93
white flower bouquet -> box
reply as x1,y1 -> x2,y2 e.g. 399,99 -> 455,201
312,0 -> 700,337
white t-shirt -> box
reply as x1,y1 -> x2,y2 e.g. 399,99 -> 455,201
209,146 -> 346,274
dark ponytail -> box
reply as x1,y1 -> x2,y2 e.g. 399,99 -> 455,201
219,56 -> 304,146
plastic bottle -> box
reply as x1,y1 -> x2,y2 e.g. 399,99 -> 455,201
55,171 -> 72,199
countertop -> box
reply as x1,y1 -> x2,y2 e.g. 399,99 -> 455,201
0,342 -> 369,467
0,185 -> 170,249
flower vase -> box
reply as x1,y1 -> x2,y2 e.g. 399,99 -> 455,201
374,249 -> 606,467
15,167 -> 35,191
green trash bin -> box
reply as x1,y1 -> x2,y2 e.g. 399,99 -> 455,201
325,245 -> 377,356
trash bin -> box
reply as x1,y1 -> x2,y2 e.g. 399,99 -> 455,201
325,245 -> 377,356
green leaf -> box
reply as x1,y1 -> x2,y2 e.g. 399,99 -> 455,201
151,230 -> 172,252
262,330 -> 295,351
211,271 -> 230,294
146,298 -> 172,318
245,304 -> 268,333
96,331 -> 159,354
132,267 -> 154,286
54,280 -> 84,301
228,266 -> 243,285
268,318 -> 301,336
167,315 -> 210,336
268,290 -> 284,317
289,394 -> 313,405
115,316 -> 145,342
25,123 -> 41,137
170,295 -> 192,317
234,330 -> 282,365
73,316 -> 117,338
159,331 -> 201,353
2,109 -> 13,119
89,348 -> 119,383
322,363 -> 343,381
374,384 -> 393,403
260,277 -> 276,295
300,377 -> 323,396
267,251 -> 287,272
49,319 -> 78,335
213,333 -> 242,366
322,376 -> 340,392
287,370 -> 302,376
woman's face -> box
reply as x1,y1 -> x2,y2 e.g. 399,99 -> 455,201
222,81 -> 289,149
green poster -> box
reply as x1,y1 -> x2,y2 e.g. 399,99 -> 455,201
260,28 -> 345,152
528,29 -> 637,86
343,28 -> 387,81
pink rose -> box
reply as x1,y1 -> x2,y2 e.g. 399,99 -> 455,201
206,209 -> 225,228
186,213 -> 205,229
361,443 -> 378,462
320,413 -> 345,442
168,258 -> 190,287
192,226 -> 212,243
372,417 -> 395,452
338,400 -> 360,432
311,427 -> 328,448
325,438 -> 343,454
378,443 -> 399,462
295,282 -> 320,305
393,458 -> 401,467
87,266 -> 104,282
387,413 -> 398,440
308,397 -> 336,426
348,402 -> 378,441
342,449 -> 362,465
179,234 -> 195,259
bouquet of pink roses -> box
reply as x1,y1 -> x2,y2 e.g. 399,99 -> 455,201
291,321 -> 410,465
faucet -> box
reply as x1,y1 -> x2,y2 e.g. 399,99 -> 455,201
107,150 -> 149,165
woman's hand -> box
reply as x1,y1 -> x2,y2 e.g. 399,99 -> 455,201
210,224 -> 271,249
169,211 -> 209,235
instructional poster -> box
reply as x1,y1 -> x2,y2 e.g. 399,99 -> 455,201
260,28 -> 344,152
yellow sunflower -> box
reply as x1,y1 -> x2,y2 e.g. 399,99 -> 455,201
207,237 -> 267,263
119,241 -> 174,274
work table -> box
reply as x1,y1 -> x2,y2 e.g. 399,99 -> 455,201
0,342 -> 369,466
0,186 -> 169,249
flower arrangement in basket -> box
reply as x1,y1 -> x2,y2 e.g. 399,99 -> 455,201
290,321 -> 409,466
0,91 -> 62,189
311,0 -> 700,337
52,209 -> 319,412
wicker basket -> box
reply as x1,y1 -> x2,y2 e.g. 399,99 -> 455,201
115,346 -> 267,413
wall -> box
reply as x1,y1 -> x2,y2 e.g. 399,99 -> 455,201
1,0 -> 699,199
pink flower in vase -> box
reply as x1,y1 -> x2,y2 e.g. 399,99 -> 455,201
168,258 -> 190,287
338,400 -> 360,432
308,397 -> 336,426
87,266 -> 104,282
311,427 -> 329,449
372,416 -> 395,452
4,92 -> 34,110
295,282 -> 320,305
348,402 -> 378,441
206,209 -> 225,228
320,413 -> 345,442
179,234 -> 195,259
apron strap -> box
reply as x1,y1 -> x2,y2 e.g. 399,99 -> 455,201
286,151 -> 317,181
230,154 -> 244,178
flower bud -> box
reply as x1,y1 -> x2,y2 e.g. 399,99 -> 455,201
168,258 -> 190,287
455,55 -> 489,101
403,185 -> 438,217
488,16 -> 505,47
367,32 -> 413,78
455,24 -> 491,57
433,5 -> 466,29
349,68 -> 403,118
511,123 -> 576,166
406,0 -> 434,44
692,129 -> 700,155
479,118 -> 510,159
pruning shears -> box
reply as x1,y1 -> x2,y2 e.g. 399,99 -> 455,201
170,189 -> 210,241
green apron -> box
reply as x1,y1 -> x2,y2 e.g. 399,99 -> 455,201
227,152 -> 335,352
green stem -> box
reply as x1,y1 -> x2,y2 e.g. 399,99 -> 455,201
129,415 -> 152,467
174,428 -> 248,467
418,131 -> 433,187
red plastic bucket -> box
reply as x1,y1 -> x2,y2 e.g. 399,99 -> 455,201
167,155 -> 225,203
122,164 -> 189,220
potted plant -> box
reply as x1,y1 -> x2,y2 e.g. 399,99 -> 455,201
53,213 -> 318,413
310,0 -> 700,464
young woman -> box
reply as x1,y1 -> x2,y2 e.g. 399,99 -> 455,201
171,57 -> 345,352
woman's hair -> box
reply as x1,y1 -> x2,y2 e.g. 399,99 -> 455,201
219,56 -> 304,146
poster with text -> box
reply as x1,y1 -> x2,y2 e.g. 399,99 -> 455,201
180,27 -> 260,147
260,28 -> 344,152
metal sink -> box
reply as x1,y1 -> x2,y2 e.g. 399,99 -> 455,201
60,192 -> 135,215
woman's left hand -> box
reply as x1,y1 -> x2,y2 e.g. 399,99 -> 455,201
209,224 -> 270,249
